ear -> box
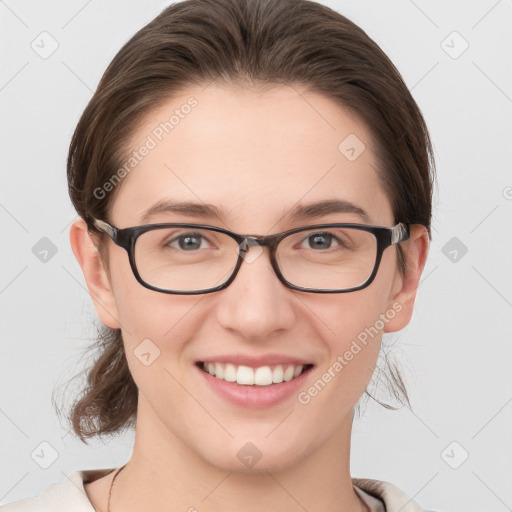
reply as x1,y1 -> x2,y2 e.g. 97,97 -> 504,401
384,224 -> 430,333
69,217 -> 121,329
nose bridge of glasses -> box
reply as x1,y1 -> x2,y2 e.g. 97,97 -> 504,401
237,235 -> 267,256
235,234 -> 281,269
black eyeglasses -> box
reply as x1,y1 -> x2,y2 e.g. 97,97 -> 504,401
90,217 -> 410,295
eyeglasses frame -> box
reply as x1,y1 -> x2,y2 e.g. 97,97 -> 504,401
90,217 -> 410,295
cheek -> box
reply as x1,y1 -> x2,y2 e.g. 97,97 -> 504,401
312,292 -> 386,387
304,252 -> 399,398
293,292 -> 390,444
115,291 -> 204,421
106,258 -> 200,380
108,248 -> 194,338
114,286 -> 202,357
312,262 -> 396,356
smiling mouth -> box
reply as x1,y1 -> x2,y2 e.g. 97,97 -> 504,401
196,361 -> 314,386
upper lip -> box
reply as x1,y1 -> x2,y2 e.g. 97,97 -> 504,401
197,353 -> 314,368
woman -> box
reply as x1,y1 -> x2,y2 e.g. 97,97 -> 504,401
1,0 -> 435,510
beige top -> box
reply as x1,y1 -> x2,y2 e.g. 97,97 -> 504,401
0,468 -> 430,511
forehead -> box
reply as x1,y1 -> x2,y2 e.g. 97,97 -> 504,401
109,83 -> 393,229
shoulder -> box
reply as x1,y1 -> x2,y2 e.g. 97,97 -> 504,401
352,477 -> 441,512
0,468 -> 115,512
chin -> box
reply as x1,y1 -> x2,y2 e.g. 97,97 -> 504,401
192,434 -> 310,475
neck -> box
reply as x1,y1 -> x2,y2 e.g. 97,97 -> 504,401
109,394 -> 366,512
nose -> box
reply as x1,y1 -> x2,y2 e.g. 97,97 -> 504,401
214,242 -> 296,341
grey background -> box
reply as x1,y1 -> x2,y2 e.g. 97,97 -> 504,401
1,0 -> 511,510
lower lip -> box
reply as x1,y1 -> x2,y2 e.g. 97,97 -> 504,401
196,364 -> 313,409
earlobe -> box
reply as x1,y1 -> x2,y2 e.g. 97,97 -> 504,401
384,224 -> 430,333
69,217 -> 121,330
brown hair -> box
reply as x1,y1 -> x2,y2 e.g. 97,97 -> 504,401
57,0 -> 435,442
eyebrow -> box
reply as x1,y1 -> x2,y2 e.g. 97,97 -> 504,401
139,198 -> 370,224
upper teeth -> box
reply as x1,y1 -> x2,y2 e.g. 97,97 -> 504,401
202,362 -> 305,386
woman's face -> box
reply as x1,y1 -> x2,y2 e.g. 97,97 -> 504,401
74,83 -> 426,473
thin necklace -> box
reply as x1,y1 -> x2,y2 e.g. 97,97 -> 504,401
107,463 -> 127,512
